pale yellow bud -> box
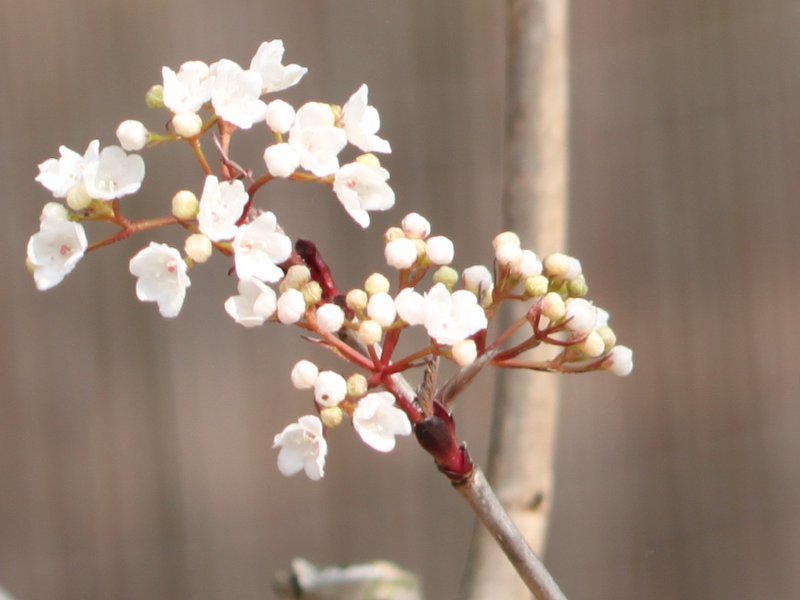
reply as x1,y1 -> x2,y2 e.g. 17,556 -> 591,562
492,231 -> 521,250
567,274 -> 588,297
580,330 -> 606,357
357,319 -> 383,345
540,292 -> 566,321
346,288 -> 369,312
596,326 -> 617,350
171,190 -> 199,220
433,266 -> 459,290
301,281 -> 323,305
184,233 -> 212,263
356,153 -> 381,168
320,406 -> 344,428
280,265 -> 311,292
145,84 -> 164,109
384,226 -> 405,243
347,374 -> 368,398
66,184 -> 92,211
364,273 -> 390,295
524,274 -> 549,298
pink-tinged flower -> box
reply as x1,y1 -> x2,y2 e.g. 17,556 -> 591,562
289,102 -> 347,176
162,61 -> 213,114
233,211 -> 292,282
395,283 -> 487,346
27,215 -> 88,290
333,161 -> 395,228
341,84 -> 391,153
353,392 -> 412,452
197,175 -> 248,242
35,140 -> 99,198
82,145 -> 145,200
224,277 -> 277,327
210,59 -> 267,129
273,415 -> 327,480
249,40 -> 308,93
129,243 -> 190,318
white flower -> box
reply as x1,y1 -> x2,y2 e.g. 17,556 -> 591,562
129,243 -> 190,318
401,212 -> 430,239
366,292 -> 396,327
249,40 -> 307,93
233,211 -> 292,282
210,59 -> 267,129
314,371 -> 347,408
224,277 -> 276,327
384,237 -> 418,269
604,345 -> 634,376
352,392 -> 411,452
341,84 -> 391,153
276,288 -> 306,324
263,143 -> 300,178
289,102 -> 347,176
27,216 -> 88,290
162,61 -> 213,114
264,99 -> 296,134
82,145 -> 145,200
333,161 -> 395,228
425,236 -> 454,266
115,120 -> 148,151
273,415 -> 327,480
35,140 -> 99,198
197,175 -> 248,242
395,283 -> 487,346
316,303 -> 345,333
291,360 -> 319,390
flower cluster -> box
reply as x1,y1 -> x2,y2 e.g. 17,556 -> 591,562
27,41 -> 633,483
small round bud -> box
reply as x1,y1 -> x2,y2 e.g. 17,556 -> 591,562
579,330 -> 606,357
540,292 -> 566,321
264,99 -> 296,133
41,202 -> 69,220
543,252 -> 582,281
301,280 -> 323,306
524,274 -> 549,297
347,373 -> 368,398
355,153 -> 381,168
116,120 -> 149,151
493,231 -> 520,250
426,236 -> 454,266
290,360 -> 319,389
346,288 -> 368,312
364,273 -> 390,296
320,406 -> 344,428
452,339 -> 478,367
366,292 -> 397,328
515,249 -> 543,278
172,111 -> 203,138
564,298 -> 597,335
171,190 -> 199,219
357,319 -> 383,345
495,242 -> 524,267
277,288 -> 306,324
314,371 -> 347,407
567,274 -> 588,297
66,184 -> 92,211
316,303 -> 345,333
462,265 -> 493,294
384,226 -> 405,243
401,213 -> 431,239
184,233 -> 212,263
433,266 -> 459,290
145,84 -> 164,109
263,143 -> 300,178
604,345 -> 633,376
385,238 -> 418,269
279,265 -> 312,293
596,326 -> 617,350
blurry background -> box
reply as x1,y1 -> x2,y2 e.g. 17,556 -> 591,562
1,1 -> 799,598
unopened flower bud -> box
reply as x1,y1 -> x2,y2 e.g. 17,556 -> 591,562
41,202 -> 69,220
264,99 -> 296,133
171,190 -> 199,219
347,373 -> 368,398
145,84 -> 164,109
564,298 -> 597,335
346,288 -> 368,312
355,153 -> 381,168
301,280 -> 323,305
524,274 -> 549,297
263,143 -> 299,178
495,242 -> 524,267
452,339 -> 477,367
462,265 -> 493,294
385,237 -> 418,269
291,360 -> 319,389
401,212 -> 431,239
366,292 -> 397,327
66,184 -> 92,211
280,265 -> 311,292
515,249 -> 543,278
540,291 -> 566,321
433,266 -> 459,290
426,236 -> 454,266
116,120 -> 149,151
493,231 -> 520,249
316,303 -> 345,333
357,319 -> 383,345
544,252 -> 582,281
277,288 -> 306,324
384,226 -> 405,243
596,326 -> 617,350
184,233 -> 212,263
580,330 -> 606,357
364,273 -> 390,295
604,345 -> 634,376
567,274 -> 588,297
314,371 -> 347,407
320,406 -> 344,428
172,111 -> 203,138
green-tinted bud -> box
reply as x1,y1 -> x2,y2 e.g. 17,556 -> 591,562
280,265 -> 312,292
347,373 -> 368,398
346,288 -> 369,313
145,84 -> 164,109
596,325 -> 617,350
580,330 -> 606,357
524,274 -> 549,298
171,190 -> 199,220
384,226 -> 405,243
540,291 -> 566,321
357,319 -> 383,345
364,273 -> 390,295
567,274 -> 588,297
320,406 -> 344,428
433,266 -> 459,290
301,280 -> 323,305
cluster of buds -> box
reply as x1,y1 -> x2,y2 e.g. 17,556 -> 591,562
26,41 -> 632,483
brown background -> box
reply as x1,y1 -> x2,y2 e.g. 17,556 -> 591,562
1,1 -> 799,599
